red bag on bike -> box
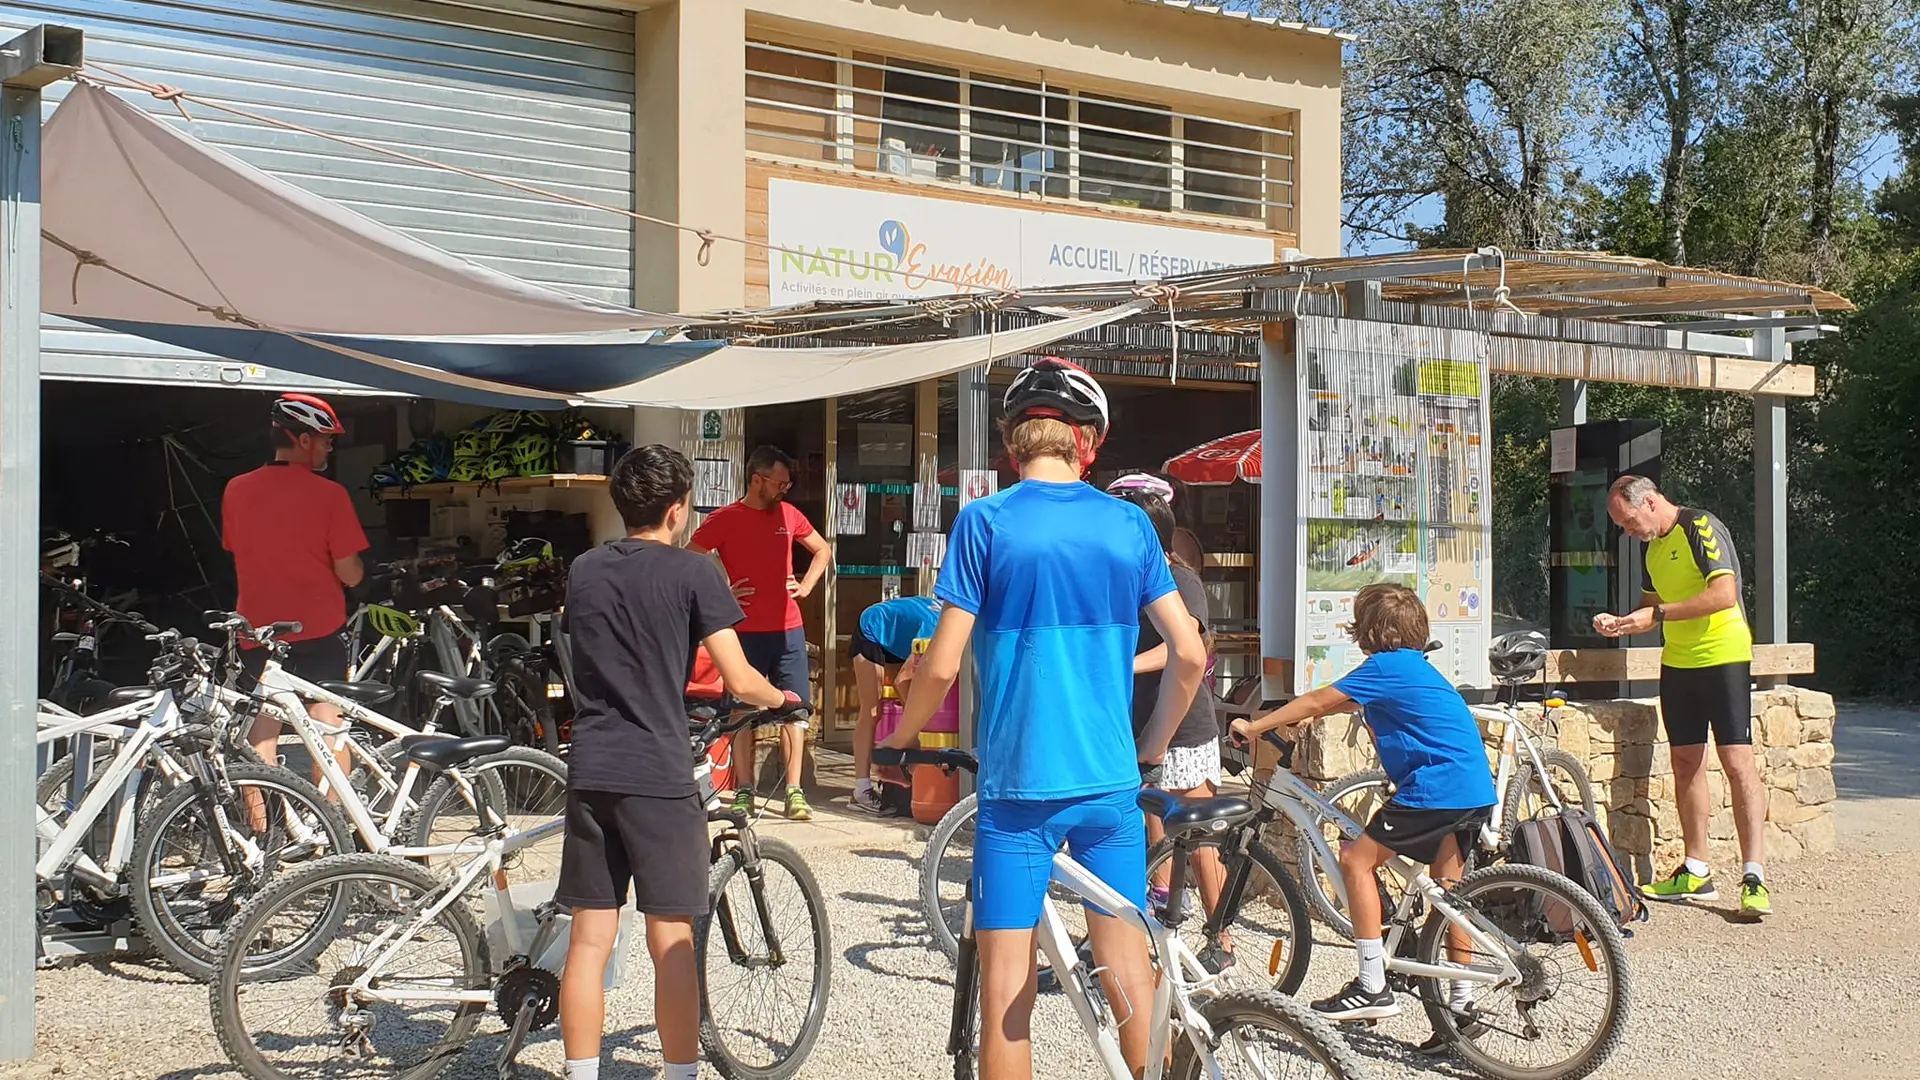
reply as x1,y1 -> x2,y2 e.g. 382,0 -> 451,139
687,647 -> 732,790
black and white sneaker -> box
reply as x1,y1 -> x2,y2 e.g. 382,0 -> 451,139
1310,978 -> 1399,1021
1415,1007 -> 1490,1055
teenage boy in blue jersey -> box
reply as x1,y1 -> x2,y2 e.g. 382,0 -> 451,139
1230,582 -> 1497,1037
881,358 -> 1208,1080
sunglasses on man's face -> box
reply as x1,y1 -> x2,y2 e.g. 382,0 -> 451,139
755,472 -> 792,491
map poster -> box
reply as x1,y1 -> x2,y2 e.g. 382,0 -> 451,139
1295,317 -> 1492,690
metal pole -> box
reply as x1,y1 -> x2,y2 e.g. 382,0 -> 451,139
1753,315 -> 1789,685
2,22 -> 84,1060
955,344 -> 991,796
1258,322 -> 1298,701
1559,379 -> 1588,425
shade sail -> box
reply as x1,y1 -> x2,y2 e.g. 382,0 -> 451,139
38,82 -> 1150,408
592,302 -> 1151,408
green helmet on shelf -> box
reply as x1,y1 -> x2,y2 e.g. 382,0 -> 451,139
447,457 -> 483,482
365,604 -> 420,640
509,433 -> 553,475
454,429 -> 491,458
400,453 -> 437,485
482,450 -> 516,481
511,410 -> 551,433
482,411 -> 522,435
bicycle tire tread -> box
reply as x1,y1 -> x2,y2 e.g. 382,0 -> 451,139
209,852 -> 487,1080
1415,862 -> 1632,1080
698,836 -> 833,1080
1176,988 -> 1373,1080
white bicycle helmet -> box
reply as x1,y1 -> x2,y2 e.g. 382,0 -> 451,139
1003,357 -> 1110,443
1106,473 -> 1174,504
270,393 -> 345,436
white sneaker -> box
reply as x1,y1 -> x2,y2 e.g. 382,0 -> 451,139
850,787 -> 884,814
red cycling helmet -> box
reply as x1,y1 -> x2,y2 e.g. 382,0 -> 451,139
270,393 -> 345,436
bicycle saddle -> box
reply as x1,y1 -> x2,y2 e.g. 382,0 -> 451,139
404,734 -> 511,772
316,680 -> 398,706
1136,788 -> 1258,837
417,670 -> 497,700
104,685 -> 158,709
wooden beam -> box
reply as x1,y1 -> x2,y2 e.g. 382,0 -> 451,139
1544,643 -> 1815,683
1535,294 -> 1812,319
1692,355 -> 1816,396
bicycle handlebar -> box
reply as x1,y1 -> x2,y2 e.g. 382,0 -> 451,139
688,701 -> 813,748
871,746 -> 979,773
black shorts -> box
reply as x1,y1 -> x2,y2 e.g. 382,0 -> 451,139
238,634 -> 350,690
1660,662 -> 1752,747
1365,801 -> 1493,866
737,628 -> 810,697
848,626 -> 907,668
557,790 -> 709,916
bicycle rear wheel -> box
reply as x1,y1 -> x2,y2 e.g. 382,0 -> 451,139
408,746 -> 568,885
921,793 -> 977,960
210,853 -> 488,1080
1144,836 -> 1313,994
699,836 -> 831,1080
1413,863 -> 1631,1080
1170,988 -> 1371,1080
131,763 -> 352,980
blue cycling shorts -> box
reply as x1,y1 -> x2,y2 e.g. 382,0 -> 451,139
972,788 -> 1146,931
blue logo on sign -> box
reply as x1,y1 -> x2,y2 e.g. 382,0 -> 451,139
878,220 -> 909,261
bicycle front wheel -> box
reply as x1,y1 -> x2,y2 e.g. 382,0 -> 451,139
210,853 -> 489,1080
921,792 -> 977,960
1413,862 -> 1631,1080
1500,748 -> 1601,851
1295,769 -> 1393,938
699,836 -> 832,1080
1145,836 -> 1313,995
1170,988 -> 1372,1080
131,763 -> 352,980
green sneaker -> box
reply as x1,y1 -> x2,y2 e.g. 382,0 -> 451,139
1641,865 -> 1718,903
785,786 -> 813,821
1737,874 -> 1771,921
729,789 -> 756,817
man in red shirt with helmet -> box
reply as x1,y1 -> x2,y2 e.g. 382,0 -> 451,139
222,394 -> 368,783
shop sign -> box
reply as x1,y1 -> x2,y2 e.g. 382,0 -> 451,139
767,179 -> 1277,303
700,410 -> 724,441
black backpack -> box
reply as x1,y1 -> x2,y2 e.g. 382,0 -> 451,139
1509,807 -> 1650,934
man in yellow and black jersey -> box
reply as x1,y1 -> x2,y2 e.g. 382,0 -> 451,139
1594,475 -> 1770,920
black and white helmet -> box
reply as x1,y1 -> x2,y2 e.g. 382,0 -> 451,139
1487,630 -> 1548,683
1003,357 -> 1110,443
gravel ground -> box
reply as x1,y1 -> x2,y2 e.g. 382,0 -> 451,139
7,817 -> 1918,1080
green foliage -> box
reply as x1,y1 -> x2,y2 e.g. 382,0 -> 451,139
1792,269 -> 1920,697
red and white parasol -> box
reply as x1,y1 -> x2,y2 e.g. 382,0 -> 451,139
1163,430 -> 1261,485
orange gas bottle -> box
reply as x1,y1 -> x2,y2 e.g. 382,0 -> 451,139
911,731 -> 962,825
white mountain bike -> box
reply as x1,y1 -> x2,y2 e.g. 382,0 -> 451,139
880,747 -> 1368,1080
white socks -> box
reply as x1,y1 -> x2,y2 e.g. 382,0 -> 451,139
1744,861 -> 1765,883
1354,937 -> 1386,994
1684,857 -> 1711,878
854,777 -> 873,798
569,1057 -> 696,1079
1449,979 -> 1476,1011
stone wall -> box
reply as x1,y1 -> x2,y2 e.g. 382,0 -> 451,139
1263,685 -> 1837,876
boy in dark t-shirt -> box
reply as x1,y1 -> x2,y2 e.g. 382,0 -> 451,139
556,445 -> 791,1080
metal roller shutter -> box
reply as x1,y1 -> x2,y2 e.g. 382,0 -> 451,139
6,0 -> 636,392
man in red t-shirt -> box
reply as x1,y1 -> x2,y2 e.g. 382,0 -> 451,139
690,446 -> 832,820
222,394 -> 369,785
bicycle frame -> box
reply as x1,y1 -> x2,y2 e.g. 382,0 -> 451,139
34,691 -> 175,886
1468,700 -> 1564,845
340,815 -> 569,1005
249,660 -> 467,853
1250,767 -> 1520,988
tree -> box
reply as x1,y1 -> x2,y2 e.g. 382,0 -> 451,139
1760,0 -> 1920,281
1607,0 -> 1754,263
1246,0 -> 1622,248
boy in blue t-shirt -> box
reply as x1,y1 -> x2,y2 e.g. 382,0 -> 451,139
881,358 -> 1207,1080
848,595 -> 941,812
1230,582 -> 1495,1028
